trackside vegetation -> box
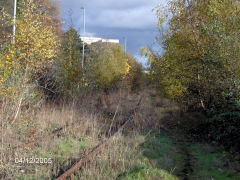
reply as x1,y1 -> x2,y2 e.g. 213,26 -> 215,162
0,0 -> 240,179
142,0 -> 240,150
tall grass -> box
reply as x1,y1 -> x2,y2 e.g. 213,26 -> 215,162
0,92 -> 150,179
0,87 -> 181,179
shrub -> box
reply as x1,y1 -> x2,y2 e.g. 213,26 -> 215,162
54,27 -> 85,98
0,0 -> 59,122
124,54 -> 143,91
143,0 -> 240,111
86,43 -> 130,90
208,112 -> 240,150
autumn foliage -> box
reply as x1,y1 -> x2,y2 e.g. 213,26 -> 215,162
86,43 -> 130,90
142,0 -> 240,148
143,0 -> 240,111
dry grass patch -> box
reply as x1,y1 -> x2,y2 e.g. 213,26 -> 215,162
0,100 -> 155,179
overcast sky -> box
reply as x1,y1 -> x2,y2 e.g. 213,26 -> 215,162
58,0 -> 160,65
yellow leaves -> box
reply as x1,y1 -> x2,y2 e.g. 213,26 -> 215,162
149,0 -> 240,106
1,0 -> 59,67
171,3 -> 177,12
5,55 -> 10,60
0,0 -> 60,99
122,63 -> 131,80
177,9 -> 182,16
125,63 -> 131,75
140,47 -> 156,65
88,43 -> 129,89
0,46 -> 19,98
164,80 -> 186,99
4,0 -> 60,69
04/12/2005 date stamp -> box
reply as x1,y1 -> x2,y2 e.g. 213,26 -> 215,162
15,157 -> 52,164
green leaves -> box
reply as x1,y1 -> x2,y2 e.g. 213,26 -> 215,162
146,0 -> 240,110
87,43 -> 129,90
0,0 -> 60,101
55,27 -> 84,97
208,112 -> 240,148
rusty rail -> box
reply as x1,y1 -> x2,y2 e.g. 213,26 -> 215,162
55,97 -> 143,180
13,121 -> 77,150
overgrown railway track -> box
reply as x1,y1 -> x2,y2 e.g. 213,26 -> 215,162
55,96 -> 143,180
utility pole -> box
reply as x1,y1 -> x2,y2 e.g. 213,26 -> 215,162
12,0 -> 17,43
81,7 -> 85,69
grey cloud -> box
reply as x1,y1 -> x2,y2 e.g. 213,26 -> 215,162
82,6 -> 156,29
60,0 -> 158,11
60,0 -> 158,30
58,0 -> 161,65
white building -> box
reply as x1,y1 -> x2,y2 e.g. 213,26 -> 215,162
80,37 -> 119,45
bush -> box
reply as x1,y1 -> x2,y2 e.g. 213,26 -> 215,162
124,54 -> 143,91
141,0 -> 240,149
54,27 -> 85,98
86,43 -> 129,90
208,112 -> 240,150
144,0 -> 240,111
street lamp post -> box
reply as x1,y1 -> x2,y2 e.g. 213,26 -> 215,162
81,7 -> 85,69
12,0 -> 17,43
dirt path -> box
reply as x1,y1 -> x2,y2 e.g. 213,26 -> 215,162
144,89 -> 240,180
140,128 -> 240,180
176,141 -> 193,180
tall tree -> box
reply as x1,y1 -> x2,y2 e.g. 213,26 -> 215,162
55,26 -> 84,97
0,0 -> 60,122
144,0 -> 240,111
0,0 -> 61,42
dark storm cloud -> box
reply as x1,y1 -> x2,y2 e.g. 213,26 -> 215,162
57,0 -> 160,65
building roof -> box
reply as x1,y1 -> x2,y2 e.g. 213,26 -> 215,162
80,37 -> 119,45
